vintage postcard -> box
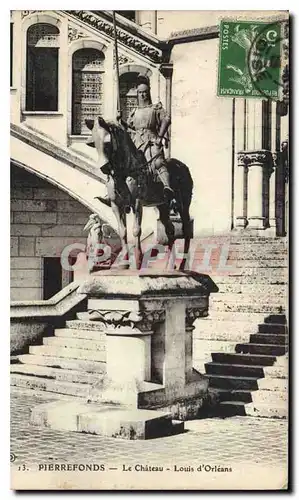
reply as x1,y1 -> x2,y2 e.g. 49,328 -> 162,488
10,9 -> 289,490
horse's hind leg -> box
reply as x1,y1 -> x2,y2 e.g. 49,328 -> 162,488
132,198 -> 143,269
111,201 -> 129,269
179,207 -> 192,271
158,204 -> 176,270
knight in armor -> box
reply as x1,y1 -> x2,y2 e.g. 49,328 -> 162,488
98,74 -> 174,206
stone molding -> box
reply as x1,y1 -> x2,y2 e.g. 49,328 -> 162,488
237,150 -> 274,171
66,10 -> 162,63
11,123 -> 102,183
87,308 -> 165,331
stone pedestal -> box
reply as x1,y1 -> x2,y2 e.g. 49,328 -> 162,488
78,270 -> 218,418
30,270 -> 218,438
237,150 -> 273,231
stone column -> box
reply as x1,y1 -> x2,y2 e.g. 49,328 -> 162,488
234,100 -> 248,228
238,150 -> 273,230
235,159 -> 248,229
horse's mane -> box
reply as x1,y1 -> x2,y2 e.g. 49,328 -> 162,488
107,122 -> 143,175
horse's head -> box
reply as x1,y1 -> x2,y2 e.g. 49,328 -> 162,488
85,117 -> 139,176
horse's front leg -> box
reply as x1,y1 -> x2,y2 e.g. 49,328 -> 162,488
133,198 -> 143,270
126,176 -> 143,269
111,201 -> 129,269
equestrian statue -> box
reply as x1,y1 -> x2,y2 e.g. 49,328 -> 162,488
85,74 -> 193,271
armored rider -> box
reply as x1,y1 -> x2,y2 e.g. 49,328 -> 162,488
97,74 -> 174,206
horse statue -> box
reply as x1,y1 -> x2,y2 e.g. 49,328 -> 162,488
85,116 -> 193,271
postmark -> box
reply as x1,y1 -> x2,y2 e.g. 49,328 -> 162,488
218,20 -> 282,99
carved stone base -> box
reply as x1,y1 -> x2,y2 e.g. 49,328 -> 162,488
247,216 -> 267,230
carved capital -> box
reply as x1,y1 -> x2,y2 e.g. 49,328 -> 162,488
238,150 -> 274,171
88,308 -> 165,332
159,63 -> 173,79
186,306 -> 208,328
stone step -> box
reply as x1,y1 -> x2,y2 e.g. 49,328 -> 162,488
212,294 -> 287,306
209,261 -> 288,278
10,373 -> 93,398
10,363 -> 102,385
218,401 -> 246,417
66,319 -> 105,331
18,354 -> 106,373
202,311 -> 268,323
193,340 -> 237,354
251,389 -> 288,404
212,302 -> 286,314
205,362 -> 265,378
55,328 -> 106,341
194,251 -> 286,262
264,314 -> 287,324
211,269 -> 287,282
258,377 -> 287,391
263,364 -> 288,380
193,236 -> 286,243
245,401 -> 287,419
218,284 -> 288,295
258,323 -> 288,334
206,374 -> 259,390
211,352 -> 277,366
215,389 -> 253,403
250,333 -> 287,345
235,343 -> 287,356
193,328 -> 251,343
44,336 -> 106,352
29,345 -> 106,362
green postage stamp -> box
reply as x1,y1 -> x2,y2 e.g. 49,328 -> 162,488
218,20 -> 282,99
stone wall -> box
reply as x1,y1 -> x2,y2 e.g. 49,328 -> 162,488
170,38 -> 233,235
11,165 -> 91,301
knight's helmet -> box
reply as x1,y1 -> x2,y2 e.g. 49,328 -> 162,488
136,74 -> 152,104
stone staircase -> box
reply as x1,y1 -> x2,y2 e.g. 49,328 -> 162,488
11,235 -> 288,419
11,318 -> 107,399
192,235 -> 288,419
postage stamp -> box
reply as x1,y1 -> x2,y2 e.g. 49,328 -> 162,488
218,20 -> 282,99
10,9 -> 289,492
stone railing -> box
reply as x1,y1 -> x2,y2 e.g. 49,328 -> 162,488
11,282 -> 87,355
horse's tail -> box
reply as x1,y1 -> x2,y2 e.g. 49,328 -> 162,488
167,158 -> 193,208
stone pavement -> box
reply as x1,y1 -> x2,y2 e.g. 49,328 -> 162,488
10,387 -> 288,489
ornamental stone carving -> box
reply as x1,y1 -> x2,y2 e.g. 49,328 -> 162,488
113,52 -> 135,68
68,26 -> 89,42
186,306 -> 208,327
237,150 -> 274,172
87,308 -> 165,331
21,10 -> 42,18
65,10 -> 162,63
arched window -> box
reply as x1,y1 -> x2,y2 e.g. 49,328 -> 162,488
72,48 -> 105,135
26,23 -> 60,111
120,72 -> 139,122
